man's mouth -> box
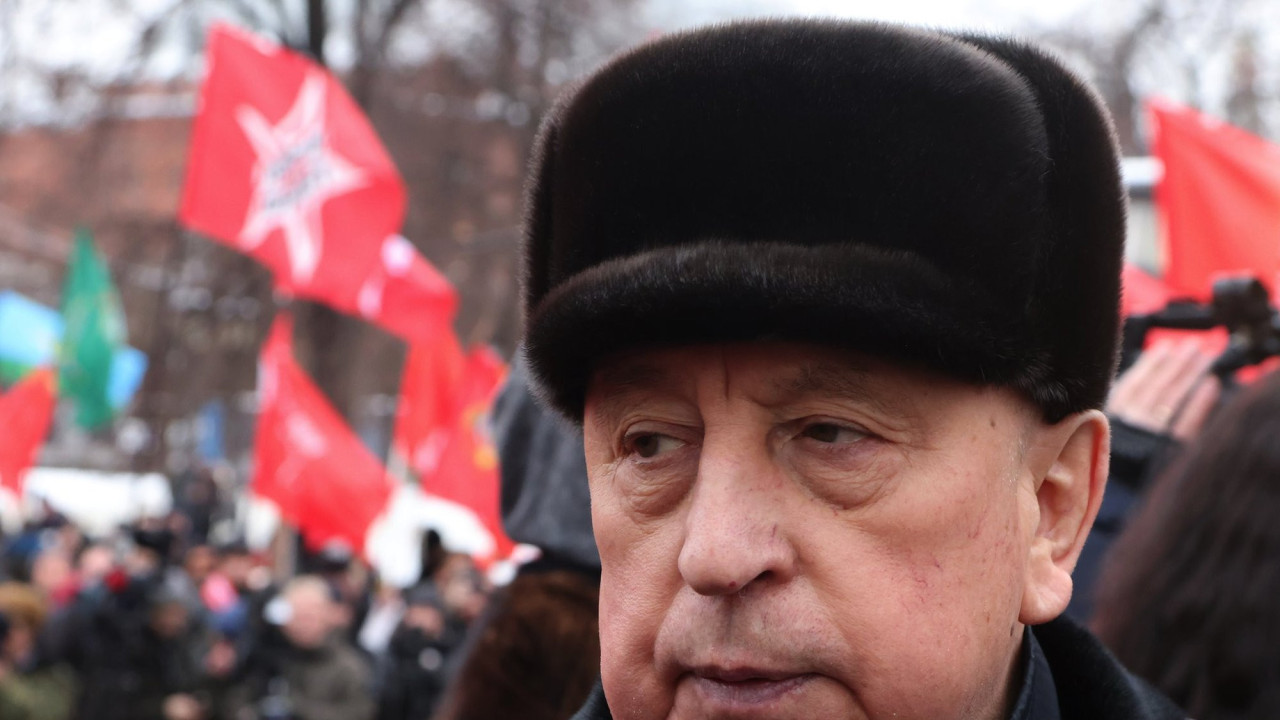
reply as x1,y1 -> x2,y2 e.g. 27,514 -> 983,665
687,666 -> 816,707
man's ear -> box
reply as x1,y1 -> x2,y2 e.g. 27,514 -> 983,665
1019,409 -> 1109,625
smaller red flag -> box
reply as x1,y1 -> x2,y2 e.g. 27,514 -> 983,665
395,338 -> 512,561
393,330 -> 465,476
1150,99 -> 1280,299
0,369 -> 56,500
426,347 -> 513,561
1121,263 -> 1172,317
252,314 -> 394,554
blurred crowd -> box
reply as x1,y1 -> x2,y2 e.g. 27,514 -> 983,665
0,487 -> 534,720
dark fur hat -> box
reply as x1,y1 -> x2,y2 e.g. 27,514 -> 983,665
521,20 -> 1125,422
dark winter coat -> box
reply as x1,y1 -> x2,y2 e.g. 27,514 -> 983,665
374,626 -> 449,720
222,638 -> 375,720
570,615 -> 1186,720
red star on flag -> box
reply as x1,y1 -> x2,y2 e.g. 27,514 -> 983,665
181,25 -> 456,344
235,71 -> 369,286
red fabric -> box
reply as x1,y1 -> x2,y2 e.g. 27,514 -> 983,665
393,331 -> 465,476
1121,263 -> 1173,316
252,314 -> 394,554
429,347 -> 513,561
395,339 -> 513,560
0,369 -> 56,499
1121,262 -> 1228,360
179,25 -> 455,343
1150,98 -> 1280,299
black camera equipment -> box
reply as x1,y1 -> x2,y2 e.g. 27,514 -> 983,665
1120,275 -> 1280,381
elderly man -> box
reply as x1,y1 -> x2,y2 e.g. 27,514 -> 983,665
518,19 -> 1185,720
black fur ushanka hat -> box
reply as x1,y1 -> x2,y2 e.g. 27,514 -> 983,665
521,19 -> 1125,423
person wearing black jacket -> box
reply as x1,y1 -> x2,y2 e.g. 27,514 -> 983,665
516,19 -> 1186,720
375,585 -> 450,720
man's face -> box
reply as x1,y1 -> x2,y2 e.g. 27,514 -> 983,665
283,588 -> 336,649
583,342 -> 1050,720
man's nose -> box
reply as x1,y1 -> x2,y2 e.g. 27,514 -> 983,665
676,438 -> 797,596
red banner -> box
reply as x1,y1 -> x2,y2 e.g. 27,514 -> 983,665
0,369 -> 56,499
395,339 -> 512,560
179,25 -> 455,342
1150,99 -> 1280,298
1121,262 -> 1172,317
252,315 -> 394,554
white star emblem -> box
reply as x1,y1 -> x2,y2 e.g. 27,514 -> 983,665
235,71 -> 368,286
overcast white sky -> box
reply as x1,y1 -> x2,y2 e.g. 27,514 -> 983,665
644,0 -> 1101,34
4,0 -> 1278,135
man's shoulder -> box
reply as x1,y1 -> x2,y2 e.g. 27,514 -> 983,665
1034,615 -> 1186,720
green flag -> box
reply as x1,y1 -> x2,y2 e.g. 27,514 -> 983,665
59,229 -> 125,429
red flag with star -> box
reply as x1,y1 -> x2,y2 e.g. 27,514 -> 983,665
0,369 -> 56,500
253,314 -> 395,554
179,25 -> 456,343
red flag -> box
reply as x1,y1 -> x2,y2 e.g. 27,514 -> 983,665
252,315 -> 394,554
1150,99 -> 1280,298
1121,262 -> 1173,316
427,346 -> 513,561
395,339 -> 513,560
179,25 -> 456,342
392,331 -> 465,476
0,369 -> 56,499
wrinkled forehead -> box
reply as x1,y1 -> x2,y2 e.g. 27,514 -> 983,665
588,343 -> 928,421
584,342 -> 1042,444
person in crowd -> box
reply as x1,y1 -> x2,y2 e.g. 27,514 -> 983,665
74,578 -> 212,720
223,575 -> 374,720
375,584 -> 451,720
517,18 -> 1184,720
307,541 -> 372,646
184,545 -> 219,592
27,550 -> 75,609
174,467 -> 222,545
74,543 -> 117,590
433,554 -> 486,649
417,531 -> 448,587
0,582 -> 77,720
1092,369 -> 1280,719
431,570 -> 600,720
126,525 -> 177,579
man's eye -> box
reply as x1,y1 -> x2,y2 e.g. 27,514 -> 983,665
801,422 -> 866,444
627,433 -> 684,459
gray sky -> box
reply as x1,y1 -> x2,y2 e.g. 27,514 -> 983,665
5,0 -> 1279,136
643,0 -> 1101,34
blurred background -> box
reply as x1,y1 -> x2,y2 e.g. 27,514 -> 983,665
1,0 -> 1276,479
